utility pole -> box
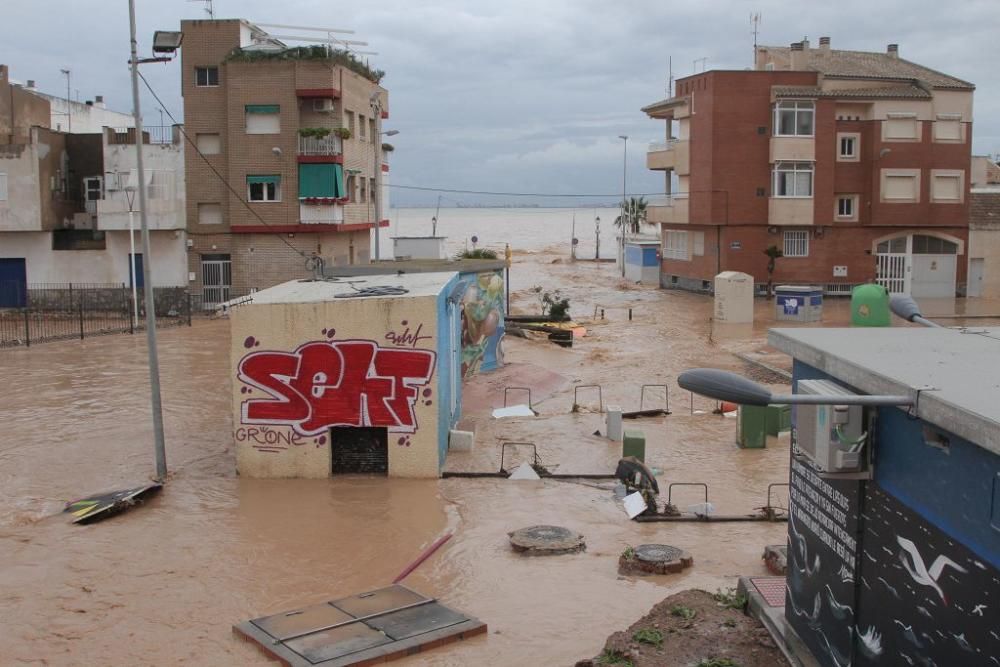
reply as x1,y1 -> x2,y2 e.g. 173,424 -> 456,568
618,135 -> 628,276
128,0 -> 167,480
595,215 -> 601,260
61,69 -> 71,133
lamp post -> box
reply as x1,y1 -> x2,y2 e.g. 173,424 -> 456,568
370,92 -> 398,263
123,184 -> 140,329
618,134 -> 628,276
595,215 -> 601,260
127,4 -> 183,481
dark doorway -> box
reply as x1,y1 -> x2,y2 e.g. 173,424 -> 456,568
0,258 -> 27,307
330,427 -> 388,475
128,253 -> 144,289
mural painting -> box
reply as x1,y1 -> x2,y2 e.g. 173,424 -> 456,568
786,457 -> 1000,666
236,337 -> 437,454
460,271 -> 504,378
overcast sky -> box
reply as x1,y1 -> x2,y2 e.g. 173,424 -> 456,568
2,0 -> 997,206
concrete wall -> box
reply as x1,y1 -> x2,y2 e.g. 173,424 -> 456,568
230,293 -> 444,478
99,136 -> 186,231
0,230 -> 187,285
968,227 -> 1000,298
0,65 -> 51,143
43,95 -> 133,134
0,141 -> 41,231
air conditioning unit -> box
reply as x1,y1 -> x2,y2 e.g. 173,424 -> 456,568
794,379 -> 866,473
312,98 -> 336,113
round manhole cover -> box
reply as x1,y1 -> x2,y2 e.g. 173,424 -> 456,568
508,525 -> 585,555
635,544 -> 685,563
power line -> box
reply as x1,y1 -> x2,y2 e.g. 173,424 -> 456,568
386,184 -> 670,198
136,70 -> 311,261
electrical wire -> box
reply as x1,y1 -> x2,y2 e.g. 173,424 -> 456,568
136,70 -> 311,261
386,183 -> 671,198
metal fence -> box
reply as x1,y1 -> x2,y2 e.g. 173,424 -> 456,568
0,282 -> 194,349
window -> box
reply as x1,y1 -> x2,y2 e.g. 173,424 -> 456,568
883,113 -> 919,141
837,133 -> 859,161
881,169 -> 920,202
369,118 -> 376,141
247,175 -> 280,202
663,230 -> 688,260
196,133 -> 221,155
877,237 -> 906,254
783,230 -> 809,257
345,111 -> 355,137
198,203 -> 223,225
245,105 -> 280,134
835,196 -> 857,220
773,161 -> 814,197
346,174 -> 356,202
195,67 -> 219,87
912,235 -> 958,254
359,176 -> 367,203
931,170 -> 964,203
359,114 -> 366,139
692,231 -> 705,256
0,172 -> 7,201
147,171 -> 172,200
298,163 -> 346,199
773,101 -> 814,136
933,114 -> 963,142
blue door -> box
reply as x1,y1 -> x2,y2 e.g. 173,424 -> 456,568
128,254 -> 144,289
0,258 -> 27,308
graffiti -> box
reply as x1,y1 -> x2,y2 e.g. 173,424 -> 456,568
235,427 -> 305,447
238,339 -> 436,437
385,320 -> 433,348
461,271 -> 505,378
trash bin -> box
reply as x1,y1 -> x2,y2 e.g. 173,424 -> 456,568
775,285 -> 823,322
737,406 -> 768,448
765,404 -> 791,436
623,429 -> 646,462
851,283 -> 891,327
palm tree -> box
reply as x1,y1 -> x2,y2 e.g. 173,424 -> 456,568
763,245 -> 784,295
614,196 -> 648,235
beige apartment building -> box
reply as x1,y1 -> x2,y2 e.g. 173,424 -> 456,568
180,19 -> 390,306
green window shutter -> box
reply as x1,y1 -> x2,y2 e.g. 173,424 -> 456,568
299,164 -> 346,199
247,175 -> 280,185
245,104 -> 280,114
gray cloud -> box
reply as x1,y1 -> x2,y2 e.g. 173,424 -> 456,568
2,0 -> 996,206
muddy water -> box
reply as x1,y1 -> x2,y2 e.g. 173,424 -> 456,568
5,250 -> 931,665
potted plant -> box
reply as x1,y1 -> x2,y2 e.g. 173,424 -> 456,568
333,127 -> 351,140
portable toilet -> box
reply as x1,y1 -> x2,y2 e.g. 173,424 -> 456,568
774,285 -> 823,322
624,240 -> 661,284
850,283 -> 891,326
713,271 -> 754,323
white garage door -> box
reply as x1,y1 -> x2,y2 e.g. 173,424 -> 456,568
910,235 -> 958,298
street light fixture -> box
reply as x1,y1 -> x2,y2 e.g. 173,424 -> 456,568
618,135 -> 628,276
890,294 -> 942,328
677,368 -> 913,407
369,94 -> 395,263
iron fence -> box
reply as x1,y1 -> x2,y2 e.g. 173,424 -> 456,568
0,282 -> 194,349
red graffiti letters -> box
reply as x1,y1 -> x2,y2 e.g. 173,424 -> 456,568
238,340 -> 436,436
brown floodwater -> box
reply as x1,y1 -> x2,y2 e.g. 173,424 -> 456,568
14,251 -> 987,665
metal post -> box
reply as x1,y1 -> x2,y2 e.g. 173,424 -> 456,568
620,135 -> 628,277
129,0 -> 168,480
78,293 -> 84,340
372,100 -> 382,262
504,243 -> 512,314
23,307 -> 29,347
128,208 -> 139,329
595,216 -> 601,260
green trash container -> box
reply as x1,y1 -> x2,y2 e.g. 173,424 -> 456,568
623,429 -> 646,462
765,404 -> 791,436
851,283 -> 891,327
737,406 -> 768,448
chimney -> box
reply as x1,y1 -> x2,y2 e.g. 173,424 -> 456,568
801,38 -> 810,50
95,95 -> 105,108
819,36 -> 831,51
790,41 -> 805,70
887,43 -> 899,58
26,79 -> 36,89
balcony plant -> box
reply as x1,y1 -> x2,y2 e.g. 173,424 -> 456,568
225,45 -> 386,84
381,143 -> 395,152
298,128 -> 332,139
333,127 -> 352,140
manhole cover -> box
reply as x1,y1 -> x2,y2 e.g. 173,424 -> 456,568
508,525 -> 585,555
619,544 -> 693,575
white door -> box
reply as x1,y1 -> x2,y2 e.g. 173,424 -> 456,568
876,236 -> 909,295
910,235 -> 959,298
968,258 -> 984,297
201,255 -> 231,308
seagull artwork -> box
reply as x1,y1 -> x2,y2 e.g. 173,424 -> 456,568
897,535 -> 968,605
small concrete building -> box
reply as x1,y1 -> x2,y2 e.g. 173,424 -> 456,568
230,272 -> 465,478
769,326 -> 1000,667
623,239 -> 660,284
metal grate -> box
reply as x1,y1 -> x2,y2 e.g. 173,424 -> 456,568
331,427 -> 388,474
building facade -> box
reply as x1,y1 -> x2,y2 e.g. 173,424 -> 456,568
968,190 -> 1000,298
643,38 -> 974,297
179,19 -> 390,308
0,65 -> 186,304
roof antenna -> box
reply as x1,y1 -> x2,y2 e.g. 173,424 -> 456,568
751,12 -> 761,67
667,55 -> 673,97
188,0 -> 214,18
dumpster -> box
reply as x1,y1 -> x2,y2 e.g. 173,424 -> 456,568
737,406 -> 768,448
623,429 -> 646,462
775,285 -> 823,322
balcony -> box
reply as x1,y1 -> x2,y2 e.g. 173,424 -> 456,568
646,194 -> 689,225
769,136 -> 815,162
300,203 -> 345,224
646,139 -> 689,174
768,197 -> 814,226
298,135 -> 342,156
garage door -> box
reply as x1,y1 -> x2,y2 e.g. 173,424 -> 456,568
910,235 -> 958,298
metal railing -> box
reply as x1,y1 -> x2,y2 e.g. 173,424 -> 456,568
106,125 -> 176,145
298,135 -> 343,156
648,138 -> 680,153
0,282 -> 194,349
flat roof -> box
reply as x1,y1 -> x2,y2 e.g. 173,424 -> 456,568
243,272 -> 457,305
769,327 -> 1000,455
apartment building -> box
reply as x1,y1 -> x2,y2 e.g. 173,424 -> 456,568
643,38 -> 974,297
179,19 -> 390,307
0,65 -> 186,305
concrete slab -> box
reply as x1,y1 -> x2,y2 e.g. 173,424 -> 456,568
738,576 -> 819,667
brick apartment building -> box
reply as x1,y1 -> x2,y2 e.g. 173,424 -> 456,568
643,38 -> 974,297
180,19 -> 390,306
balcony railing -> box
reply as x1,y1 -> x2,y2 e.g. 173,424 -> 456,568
298,135 -> 343,156
106,126 -> 176,145
646,193 -> 688,207
648,138 -> 680,153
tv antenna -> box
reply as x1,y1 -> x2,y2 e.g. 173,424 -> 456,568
667,56 -> 673,97
751,12 -> 761,64
255,23 -> 378,56
693,57 -> 708,73
188,0 -> 214,19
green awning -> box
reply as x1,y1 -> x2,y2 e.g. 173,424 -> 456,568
298,163 -> 344,199
245,104 -> 279,114
247,175 -> 280,185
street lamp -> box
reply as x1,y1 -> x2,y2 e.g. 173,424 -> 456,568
677,368 -> 913,407
595,215 -> 601,260
618,135 -> 628,276
370,93 -> 397,263
127,3 -> 182,481
123,183 -> 140,329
